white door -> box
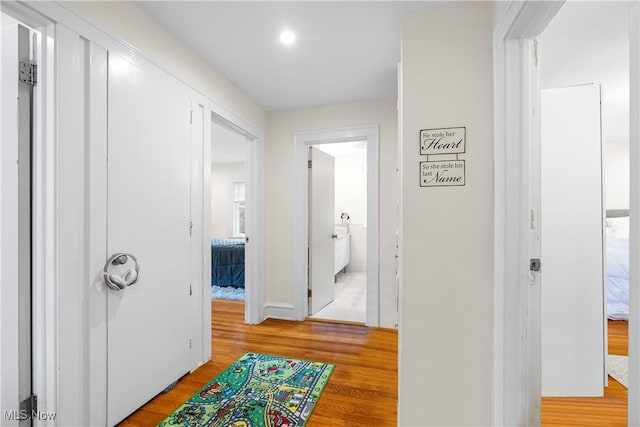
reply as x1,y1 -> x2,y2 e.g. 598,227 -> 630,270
540,84 -> 605,396
1,17 -> 33,424
107,53 -> 192,424
308,147 -> 335,315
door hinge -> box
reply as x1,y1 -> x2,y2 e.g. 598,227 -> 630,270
529,258 -> 541,272
189,221 -> 193,236
190,110 -> 193,124
307,160 -> 312,169
533,39 -> 539,68
20,394 -> 37,416
308,289 -> 312,298
530,209 -> 535,230
19,61 -> 37,86
189,283 -> 192,296
189,337 -> 192,349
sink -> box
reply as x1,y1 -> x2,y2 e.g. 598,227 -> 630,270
335,226 -> 348,236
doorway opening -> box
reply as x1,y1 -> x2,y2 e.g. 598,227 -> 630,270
293,125 -> 379,326
209,121 -> 248,303
204,111 -> 263,326
308,141 -> 368,324
537,0 -> 630,415
493,1 -> 638,425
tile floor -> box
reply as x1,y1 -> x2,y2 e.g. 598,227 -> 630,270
309,271 -> 366,323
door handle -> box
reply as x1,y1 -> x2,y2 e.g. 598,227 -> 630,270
331,234 -> 338,239
103,253 -> 140,291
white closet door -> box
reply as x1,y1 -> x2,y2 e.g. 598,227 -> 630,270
107,52 -> 192,424
541,84 -> 605,396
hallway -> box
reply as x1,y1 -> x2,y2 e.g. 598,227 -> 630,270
120,300 -> 398,426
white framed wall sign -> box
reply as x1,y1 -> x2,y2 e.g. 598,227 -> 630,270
420,126 -> 466,155
419,126 -> 466,187
420,160 -> 465,187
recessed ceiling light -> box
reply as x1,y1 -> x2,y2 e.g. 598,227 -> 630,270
279,30 -> 296,45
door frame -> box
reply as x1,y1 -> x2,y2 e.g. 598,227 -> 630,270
0,2 -> 56,421
293,125 -> 380,326
494,1 -> 640,424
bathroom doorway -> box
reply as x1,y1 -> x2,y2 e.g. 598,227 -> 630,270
308,142 -> 368,323
293,125 -> 380,326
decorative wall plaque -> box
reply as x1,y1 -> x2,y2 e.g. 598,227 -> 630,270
419,127 -> 466,187
420,160 -> 465,187
420,127 -> 466,155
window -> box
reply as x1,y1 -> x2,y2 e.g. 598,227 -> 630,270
232,182 -> 246,237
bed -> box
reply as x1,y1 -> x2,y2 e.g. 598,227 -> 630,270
211,238 -> 245,288
606,210 -> 629,320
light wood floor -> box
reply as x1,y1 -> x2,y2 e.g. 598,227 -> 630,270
119,300 -> 398,426
540,320 -> 628,426
120,301 -> 628,426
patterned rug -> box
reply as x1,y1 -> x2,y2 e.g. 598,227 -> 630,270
607,354 -> 628,388
158,352 -> 334,427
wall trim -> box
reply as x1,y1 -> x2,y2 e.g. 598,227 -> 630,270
263,302 -> 295,321
493,1 -> 563,425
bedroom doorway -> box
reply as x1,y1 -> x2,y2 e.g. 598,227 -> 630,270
536,0 -> 630,411
493,1 -> 638,424
534,3 -> 629,416
308,141 -> 368,324
206,113 -> 263,325
210,122 -> 247,303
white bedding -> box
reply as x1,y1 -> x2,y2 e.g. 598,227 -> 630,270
606,216 -> 629,320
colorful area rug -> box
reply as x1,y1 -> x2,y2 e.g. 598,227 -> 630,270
158,352 -> 334,427
607,354 -> 628,388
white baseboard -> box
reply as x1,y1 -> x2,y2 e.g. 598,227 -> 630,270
263,302 -> 295,320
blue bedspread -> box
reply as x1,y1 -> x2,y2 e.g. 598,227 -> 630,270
211,239 -> 245,288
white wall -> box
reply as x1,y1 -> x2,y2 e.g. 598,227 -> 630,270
65,1 -> 267,131
333,149 -> 367,272
540,1 -> 630,210
333,150 -> 367,226
606,140 -> 630,210
211,162 -> 245,238
266,99 -> 398,327
399,3 -> 494,425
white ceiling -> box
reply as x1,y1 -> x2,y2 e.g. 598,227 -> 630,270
540,1 -> 629,144
135,1 -> 437,112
